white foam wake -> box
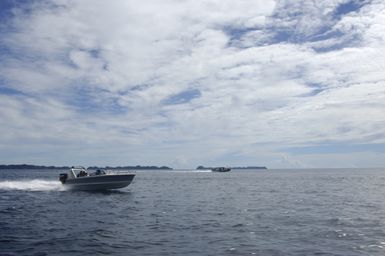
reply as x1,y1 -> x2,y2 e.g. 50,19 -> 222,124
0,179 -> 64,191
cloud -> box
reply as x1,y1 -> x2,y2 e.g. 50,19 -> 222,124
0,0 -> 385,168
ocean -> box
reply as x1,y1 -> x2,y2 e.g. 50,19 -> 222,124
1,168 -> 385,256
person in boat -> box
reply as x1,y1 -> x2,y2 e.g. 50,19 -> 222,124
77,170 -> 88,177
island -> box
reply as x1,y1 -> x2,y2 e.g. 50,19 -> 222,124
231,166 -> 267,170
196,165 -> 267,170
87,165 -> 173,170
0,164 -> 173,170
0,164 -> 69,170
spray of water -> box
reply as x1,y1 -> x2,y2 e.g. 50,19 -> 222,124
0,179 -> 65,191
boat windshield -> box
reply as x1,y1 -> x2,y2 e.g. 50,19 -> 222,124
68,167 -> 110,178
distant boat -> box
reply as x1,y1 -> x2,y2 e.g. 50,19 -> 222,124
211,167 -> 231,172
59,166 -> 135,191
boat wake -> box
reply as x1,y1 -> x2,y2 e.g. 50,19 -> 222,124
0,179 -> 64,191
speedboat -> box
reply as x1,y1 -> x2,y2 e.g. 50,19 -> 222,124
211,167 -> 231,172
59,167 -> 135,190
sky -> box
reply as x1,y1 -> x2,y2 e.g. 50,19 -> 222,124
1,0 -> 385,169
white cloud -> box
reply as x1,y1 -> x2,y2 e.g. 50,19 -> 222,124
0,0 -> 385,168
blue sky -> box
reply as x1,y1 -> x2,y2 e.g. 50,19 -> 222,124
1,0 -> 385,168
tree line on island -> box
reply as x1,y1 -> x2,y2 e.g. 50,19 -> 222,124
196,166 -> 267,170
87,165 -> 172,170
0,164 -> 267,170
0,164 -> 172,170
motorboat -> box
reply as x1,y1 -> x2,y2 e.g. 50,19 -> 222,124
59,166 -> 135,190
211,167 -> 231,172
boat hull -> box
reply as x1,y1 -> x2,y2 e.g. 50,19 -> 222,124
63,174 -> 135,191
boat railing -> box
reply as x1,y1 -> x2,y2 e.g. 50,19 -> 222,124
67,167 -> 135,178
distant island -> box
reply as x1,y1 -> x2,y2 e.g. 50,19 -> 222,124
232,166 -> 267,170
196,166 -> 267,170
87,165 -> 173,170
0,164 -> 173,170
0,164 -> 69,170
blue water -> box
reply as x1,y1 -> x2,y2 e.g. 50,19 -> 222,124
1,168 -> 385,255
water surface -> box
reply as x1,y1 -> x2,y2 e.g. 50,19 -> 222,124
1,168 -> 385,255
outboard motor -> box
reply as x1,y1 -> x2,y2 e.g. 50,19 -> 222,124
59,173 -> 68,184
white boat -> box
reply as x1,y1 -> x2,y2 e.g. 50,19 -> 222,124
59,167 -> 135,190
